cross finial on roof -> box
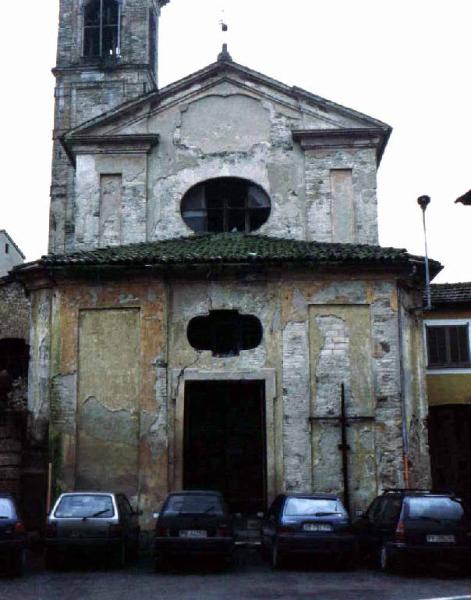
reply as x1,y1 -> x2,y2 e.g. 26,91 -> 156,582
218,7 -> 232,62
218,43 -> 233,62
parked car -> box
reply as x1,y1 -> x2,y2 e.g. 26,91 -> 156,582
45,492 -> 140,568
261,493 -> 356,569
0,494 -> 27,576
154,490 -> 234,569
353,489 -> 471,572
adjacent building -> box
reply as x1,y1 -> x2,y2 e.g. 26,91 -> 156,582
0,231 -> 25,278
424,283 -> 471,506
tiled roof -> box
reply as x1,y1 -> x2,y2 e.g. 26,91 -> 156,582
430,282 -> 471,305
33,233 -> 437,272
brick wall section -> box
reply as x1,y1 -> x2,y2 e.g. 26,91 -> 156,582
0,280 -> 30,342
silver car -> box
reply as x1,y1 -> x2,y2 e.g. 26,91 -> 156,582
45,492 -> 140,568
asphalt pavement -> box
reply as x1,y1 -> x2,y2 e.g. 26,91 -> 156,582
0,548 -> 470,600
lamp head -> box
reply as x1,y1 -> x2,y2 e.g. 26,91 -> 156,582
417,195 -> 431,211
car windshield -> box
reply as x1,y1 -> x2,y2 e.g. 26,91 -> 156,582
0,498 -> 14,519
406,497 -> 465,521
54,495 -> 115,518
163,494 -> 224,516
284,498 -> 346,517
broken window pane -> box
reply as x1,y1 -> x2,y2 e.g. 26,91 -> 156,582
181,178 -> 271,234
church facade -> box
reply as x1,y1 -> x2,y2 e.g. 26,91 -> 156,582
16,0 -> 440,528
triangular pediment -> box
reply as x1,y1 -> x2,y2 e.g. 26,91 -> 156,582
64,58 -> 391,161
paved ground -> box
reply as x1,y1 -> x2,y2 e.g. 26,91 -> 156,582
0,549 -> 470,600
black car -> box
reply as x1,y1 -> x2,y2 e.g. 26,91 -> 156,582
261,493 -> 356,569
154,491 -> 234,569
354,489 -> 471,572
46,492 -> 140,568
0,494 -> 27,576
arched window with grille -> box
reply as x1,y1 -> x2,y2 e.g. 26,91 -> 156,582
83,0 -> 121,59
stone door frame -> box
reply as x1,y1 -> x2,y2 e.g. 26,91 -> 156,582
169,368 -> 277,506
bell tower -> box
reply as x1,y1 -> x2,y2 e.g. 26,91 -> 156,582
49,0 -> 170,254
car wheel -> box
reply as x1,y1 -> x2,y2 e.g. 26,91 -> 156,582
271,543 -> 284,570
9,549 -> 25,577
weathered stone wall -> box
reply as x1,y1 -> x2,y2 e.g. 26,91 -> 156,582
50,0 -> 168,255
41,270 -> 431,525
0,279 -> 30,342
305,148 -> 378,244
399,289 -> 432,487
71,77 -> 381,251
56,0 -> 164,69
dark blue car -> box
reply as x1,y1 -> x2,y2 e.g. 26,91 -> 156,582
0,494 -> 27,576
261,494 -> 356,569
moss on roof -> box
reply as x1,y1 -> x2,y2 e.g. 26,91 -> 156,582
35,233 -> 438,273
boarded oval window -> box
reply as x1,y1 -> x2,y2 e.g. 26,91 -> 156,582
187,310 -> 263,357
181,178 -> 271,234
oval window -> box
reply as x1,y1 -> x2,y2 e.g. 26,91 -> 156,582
181,178 -> 271,234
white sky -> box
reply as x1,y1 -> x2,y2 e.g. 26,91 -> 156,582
0,0 -> 469,282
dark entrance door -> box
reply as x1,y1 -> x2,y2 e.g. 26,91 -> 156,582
428,404 -> 471,507
184,381 -> 266,514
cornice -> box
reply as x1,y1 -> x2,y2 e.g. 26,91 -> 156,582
62,134 -> 160,165
292,128 -> 390,164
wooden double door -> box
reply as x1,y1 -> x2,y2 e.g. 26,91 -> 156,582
184,381 -> 267,514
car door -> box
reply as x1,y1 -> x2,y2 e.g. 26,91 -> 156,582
354,497 -> 382,556
261,496 -> 283,552
374,497 -> 403,548
119,495 -> 140,549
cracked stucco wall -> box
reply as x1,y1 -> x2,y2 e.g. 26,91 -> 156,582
38,270 -> 429,525
47,278 -> 167,526
66,77 -> 380,251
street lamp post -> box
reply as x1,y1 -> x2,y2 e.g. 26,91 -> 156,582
418,195 -> 432,310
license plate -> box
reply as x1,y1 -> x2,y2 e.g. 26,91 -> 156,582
179,530 -> 207,538
426,534 -> 455,544
303,523 -> 333,532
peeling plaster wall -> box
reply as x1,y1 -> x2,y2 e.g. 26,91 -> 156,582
33,270 -> 431,524
47,278 -> 167,527
68,78 -> 381,251
399,291 -> 431,487
305,148 -> 378,244
74,155 -> 147,250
